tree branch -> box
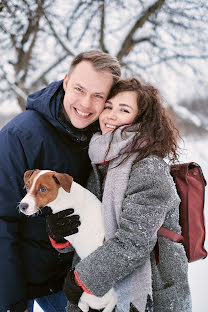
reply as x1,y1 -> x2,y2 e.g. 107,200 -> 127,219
0,66 -> 27,101
99,1 -> 108,53
44,12 -> 74,55
116,0 -> 166,60
30,53 -> 70,89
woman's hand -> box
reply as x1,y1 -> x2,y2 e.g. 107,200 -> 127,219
46,208 -> 81,243
63,269 -> 83,304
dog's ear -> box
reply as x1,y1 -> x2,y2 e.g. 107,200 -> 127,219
24,169 -> 36,184
52,173 -> 73,193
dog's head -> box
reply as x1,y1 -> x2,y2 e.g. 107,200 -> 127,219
19,169 -> 73,216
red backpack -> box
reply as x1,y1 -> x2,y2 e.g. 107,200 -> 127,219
158,162 -> 207,262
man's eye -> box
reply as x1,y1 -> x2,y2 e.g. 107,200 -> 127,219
95,94 -> 103,99
39,186 -> 47,193
75,87 -> 82,92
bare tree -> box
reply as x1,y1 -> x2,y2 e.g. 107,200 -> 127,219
0,0 -> 208,112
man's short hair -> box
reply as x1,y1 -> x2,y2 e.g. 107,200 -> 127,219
69,50 -> 121,85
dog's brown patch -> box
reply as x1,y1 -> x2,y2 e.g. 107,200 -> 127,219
24,169 -> 39,185
32,172 -> 60,208
25,171 -> 73,209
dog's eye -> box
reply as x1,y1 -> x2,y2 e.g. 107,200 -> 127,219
39,186 -> 47,193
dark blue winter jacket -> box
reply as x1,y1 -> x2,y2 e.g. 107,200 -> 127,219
0,80 -> 97,311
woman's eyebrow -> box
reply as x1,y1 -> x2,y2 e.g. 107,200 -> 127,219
119,103 -> 133,109
105,100 -> 112,104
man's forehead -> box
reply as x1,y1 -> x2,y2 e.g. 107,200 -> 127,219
69,61 -> 113,94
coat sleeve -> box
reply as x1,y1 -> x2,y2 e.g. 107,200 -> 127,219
0,128 -> 29,311
75,157 -> 179,297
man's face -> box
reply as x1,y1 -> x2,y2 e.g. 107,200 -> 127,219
63,61 -> 113,129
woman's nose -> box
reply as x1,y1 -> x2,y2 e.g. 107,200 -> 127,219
108,110 -> 117,120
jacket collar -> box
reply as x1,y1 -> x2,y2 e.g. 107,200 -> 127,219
58,103 -> 100,143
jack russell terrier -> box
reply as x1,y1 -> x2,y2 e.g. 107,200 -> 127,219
19,169 -> 117,312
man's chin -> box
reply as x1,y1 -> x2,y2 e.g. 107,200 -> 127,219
70,118 -> 95,130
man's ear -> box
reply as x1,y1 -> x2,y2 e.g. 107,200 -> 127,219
24,169 -> 36,184
63,74 -> 68,91
52,173 -> 73,193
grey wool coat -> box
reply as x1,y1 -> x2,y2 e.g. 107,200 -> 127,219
65,130 -> 192,312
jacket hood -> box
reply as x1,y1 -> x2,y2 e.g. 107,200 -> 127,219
26,80 -> 64,130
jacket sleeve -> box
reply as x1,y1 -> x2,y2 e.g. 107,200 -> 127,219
49,236 -> 74,253
0,128 -> 28,311
75,157 -> 179,297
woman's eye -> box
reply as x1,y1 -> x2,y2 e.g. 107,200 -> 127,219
39,186 -> 47,193
104,106 -> 112,110
121,109 -> 130,113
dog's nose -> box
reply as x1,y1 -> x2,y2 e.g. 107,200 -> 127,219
19,202 -> 29,211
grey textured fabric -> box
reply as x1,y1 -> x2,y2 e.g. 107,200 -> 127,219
74,129 -> 192,312
88,128 -> 152,312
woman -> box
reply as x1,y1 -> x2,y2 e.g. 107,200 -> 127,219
54,78 -> 192,311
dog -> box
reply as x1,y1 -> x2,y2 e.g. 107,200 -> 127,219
19,169 -> 117,312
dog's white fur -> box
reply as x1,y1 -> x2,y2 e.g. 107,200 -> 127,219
20,170 -> 117,312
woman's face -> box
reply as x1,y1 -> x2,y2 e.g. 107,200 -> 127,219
99,91 -> 139,135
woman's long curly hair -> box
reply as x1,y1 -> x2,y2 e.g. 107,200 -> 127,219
106,78 -> 180,164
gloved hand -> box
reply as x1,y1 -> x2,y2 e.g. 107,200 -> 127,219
63,269 -> 83,304
46,208 -> 81,243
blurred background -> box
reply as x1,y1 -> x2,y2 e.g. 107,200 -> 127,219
0,0 -> 207,311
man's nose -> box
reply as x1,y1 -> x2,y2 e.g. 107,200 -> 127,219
80,95 -> 91,109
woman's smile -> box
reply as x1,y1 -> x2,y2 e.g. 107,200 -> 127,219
99,91 -> 139,134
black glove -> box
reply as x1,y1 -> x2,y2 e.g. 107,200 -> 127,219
46,208 -> 81,243
63,269 -> 83,304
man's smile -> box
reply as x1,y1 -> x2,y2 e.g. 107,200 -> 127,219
74,108 -> 91,118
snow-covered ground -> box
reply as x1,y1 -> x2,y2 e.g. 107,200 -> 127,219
0,113 -> 207,312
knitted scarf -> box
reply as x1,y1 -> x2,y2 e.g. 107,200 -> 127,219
88,127 -> 152,312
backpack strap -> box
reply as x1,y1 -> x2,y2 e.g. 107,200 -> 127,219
157,227 -> 184,244
155,227 -> 184,264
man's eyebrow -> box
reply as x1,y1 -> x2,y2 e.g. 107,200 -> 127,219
75,83 -> 84,89
75,83 -> 105,95
95,91 -> 105,95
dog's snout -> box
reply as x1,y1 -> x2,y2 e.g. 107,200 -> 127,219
19,202 -> 29,211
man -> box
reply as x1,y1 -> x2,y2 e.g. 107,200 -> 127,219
0,50 -> 121,312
